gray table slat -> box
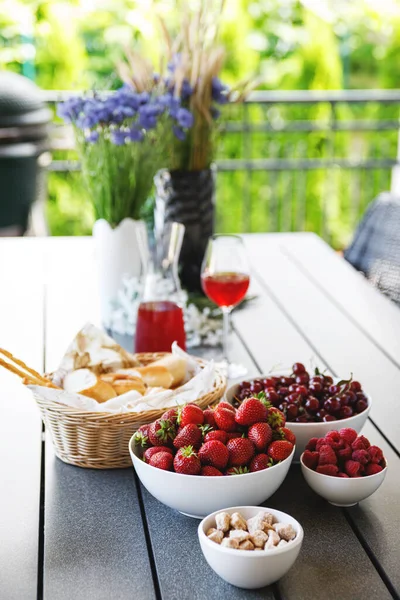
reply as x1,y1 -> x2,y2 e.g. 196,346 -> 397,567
243,235 -> 400,452
0,240 -> 44,600
278,232 -> 400,368
44,443 -> 156,600
347,421 -> 400,595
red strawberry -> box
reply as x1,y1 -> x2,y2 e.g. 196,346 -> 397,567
337,472 -> 350,478
173,446 -> 201,475
226,431 -> 243,440
217,401 -> 236,413
148,419 -> 176,446
266,406 -> 286,429
368,445 -> 384,464
227,437 -> 255,466
161,408 -> 179,424
133,425 -> 150,448
316,464 -> 339,476
225,466 -> 249,476
336,443 -> 352,461
339,428 -> 358,445
345,459 -> 362,477
204,430 -> 228,444
273,426 -> 296,446
214,407 -> 237,432
250,453 -> 272,472
365,463 -> 384,476
352,449 -> 369,465
201,466 -> 223,476
352,435 -> 370,451
318,445 -> 337,466
267,440 -> 293,462
149,451 -> 173,471
144,446 -> 174,462
198,440 -> 229,469
173,424 -> 202,450
178,404 -> 204,427
305,437 -> 319,451
203,408 -> 217,428
302,450 -> 319,470
248,422 -> 273,451
235,398 -> 268,426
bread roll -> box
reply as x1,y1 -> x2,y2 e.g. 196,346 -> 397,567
100,373 -> 146,396
150,354 -> 187,387
134,365 -> 174,389
63,368 -> 117,403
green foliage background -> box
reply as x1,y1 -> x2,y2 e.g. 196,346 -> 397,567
1,0 -> 400,246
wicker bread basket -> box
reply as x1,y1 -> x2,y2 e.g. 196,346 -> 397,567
33,352 -> 226,469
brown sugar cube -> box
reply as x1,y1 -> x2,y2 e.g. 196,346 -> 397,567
207,528 -> 224,544
221,537 -> 239,549
273,523 -> 296,541
250,529 -> 268,548
230,512 -> 247,530
262,512 -> 275,527
264,530 -> 280,549
247,512 -> 265,535
239,540 -> 255,551
215,512 -> 231,532
229,530 -> 250,543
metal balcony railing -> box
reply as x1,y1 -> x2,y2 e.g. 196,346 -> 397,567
44,89 -> 400,248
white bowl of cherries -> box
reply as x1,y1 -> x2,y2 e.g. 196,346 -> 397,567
225,362 -> 371,462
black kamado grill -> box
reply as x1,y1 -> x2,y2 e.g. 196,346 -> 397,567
0,71 -> 51,235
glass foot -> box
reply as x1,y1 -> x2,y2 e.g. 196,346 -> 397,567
215,360 -> 248,380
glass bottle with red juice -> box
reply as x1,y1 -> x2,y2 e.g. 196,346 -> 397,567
135,223 -> 186,353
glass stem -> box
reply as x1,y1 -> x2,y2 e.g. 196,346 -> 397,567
222,307 -> 231,364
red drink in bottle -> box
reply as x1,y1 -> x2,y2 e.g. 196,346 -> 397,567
135,300 -> 186,353
201,272 -> 250,308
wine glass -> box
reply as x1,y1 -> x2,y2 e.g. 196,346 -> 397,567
201,235 -> 250,378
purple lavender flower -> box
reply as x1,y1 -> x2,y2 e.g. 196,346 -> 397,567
181,79 -> 193,100
57,96 -> 84,122
212,77 -> 229,105
111,130 -> 127,146
176,108 -> 194,129
173,125 -> 186,141
85,131 -> 99,143
127,127 -> 144,142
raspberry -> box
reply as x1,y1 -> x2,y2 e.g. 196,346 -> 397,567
302,450 -> 319,470
325,431 -> 340,444
337,472 -> 349,478
345,460 -> 362,477
339,428 -> 358,445
352,435 -> 370,451
368,445 -> 384,464
318,444 -> 337,466
316,464 -> 339,476
305,437 -> 318,451
316,437 -> 329,451
352,449 -> 369,465
336,443 -> 352,461
365,463 -> 384,476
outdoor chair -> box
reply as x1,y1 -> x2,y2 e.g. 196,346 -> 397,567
344,192 -> 400,305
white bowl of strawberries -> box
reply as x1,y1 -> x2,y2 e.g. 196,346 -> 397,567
226,363 -> 371,462
129,399 -> 295,518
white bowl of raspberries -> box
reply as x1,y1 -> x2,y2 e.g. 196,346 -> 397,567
129,399 -> 295,518
300,428 -> 387,506
226,362 -> 371,462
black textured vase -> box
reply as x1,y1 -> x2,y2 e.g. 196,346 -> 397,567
154,168 -> 215,292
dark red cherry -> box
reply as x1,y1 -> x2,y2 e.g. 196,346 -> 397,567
278,387 -> 289,397
250,382 -> 263,394
356,399 -> 368,413
323,375 -> 334,385
296,373 -> 309,385
309,381 -> 323,394
286,404 -> 299,420
323,414 -> 337,422
328,384 -> 340,395
292,362 -> 306,375
262,377 -> 276,388
305,397 -> 319,412
350,381 -> 362,392
339,406 -> 353,419
296,385 -> 309,397
324,398 -> 341,413
266,390 -> 280,405
240,381 -> 251,389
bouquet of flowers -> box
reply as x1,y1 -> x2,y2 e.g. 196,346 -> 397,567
58,78 -> 194,225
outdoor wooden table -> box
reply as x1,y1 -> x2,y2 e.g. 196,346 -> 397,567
1,233 -> 399,600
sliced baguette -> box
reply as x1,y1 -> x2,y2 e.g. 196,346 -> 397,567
150,354 -> 187,387
100,373 -> 146,396
134,365 -> 174,389
63,368 -> 117,403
